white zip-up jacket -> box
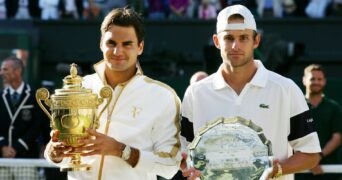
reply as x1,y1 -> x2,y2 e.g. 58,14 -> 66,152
45,61 -> 182,180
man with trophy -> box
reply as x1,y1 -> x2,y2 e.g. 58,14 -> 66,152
180,4 -> 322,180
42,7 -> 182,180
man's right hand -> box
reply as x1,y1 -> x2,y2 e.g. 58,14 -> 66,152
1,146 -> 16,158
47,130 -> 72,163
311,165 -> 324,175
180,153 -> 202,180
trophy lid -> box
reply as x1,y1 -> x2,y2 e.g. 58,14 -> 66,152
54,63 -> 92,95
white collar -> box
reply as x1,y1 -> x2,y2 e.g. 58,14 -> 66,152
93,60 -> 143,85
9,82 -> 25,95
212,60 -> 268,90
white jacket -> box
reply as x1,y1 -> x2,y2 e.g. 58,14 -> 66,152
45,61 -> 182,180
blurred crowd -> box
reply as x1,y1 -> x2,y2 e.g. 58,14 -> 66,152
0,0 -> 341,21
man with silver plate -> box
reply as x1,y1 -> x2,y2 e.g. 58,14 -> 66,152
180,4 -> 321,180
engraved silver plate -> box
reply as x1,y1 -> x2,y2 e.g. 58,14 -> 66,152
187,116 -> 273,180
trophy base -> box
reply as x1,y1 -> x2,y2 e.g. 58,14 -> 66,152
60,164 -> 92,172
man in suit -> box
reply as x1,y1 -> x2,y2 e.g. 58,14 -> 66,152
0,56 -> 46,179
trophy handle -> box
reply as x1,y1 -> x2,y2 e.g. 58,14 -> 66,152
35,88 -> 52,120
95,86 -> 113,129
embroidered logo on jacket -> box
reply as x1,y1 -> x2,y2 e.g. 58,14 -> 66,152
259,104 -> 269,109
21,109 -> 32,121
131,106 -> 141,118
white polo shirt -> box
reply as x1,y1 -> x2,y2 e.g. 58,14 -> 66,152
182,60 -> 321,180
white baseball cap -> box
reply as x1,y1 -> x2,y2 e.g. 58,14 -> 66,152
216,4 -> 257,33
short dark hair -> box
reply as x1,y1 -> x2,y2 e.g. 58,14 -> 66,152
100,7 -> 145,44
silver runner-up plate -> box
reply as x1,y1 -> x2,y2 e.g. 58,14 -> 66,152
187,116 -> 273,180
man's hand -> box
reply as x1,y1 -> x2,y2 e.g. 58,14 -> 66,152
311,165 -> 323,175
48,130 -> 72,163
266,158 -> 281,179
72,129 -> 124,157
180,153 -> 202,180
1,146 -> 16,158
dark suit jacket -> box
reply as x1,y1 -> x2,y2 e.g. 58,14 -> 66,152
0,83 -> 48,158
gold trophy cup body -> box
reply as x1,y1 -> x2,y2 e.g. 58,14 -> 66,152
36,63 -> 112,171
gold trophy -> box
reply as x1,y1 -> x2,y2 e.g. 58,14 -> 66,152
36,63 -> 112,171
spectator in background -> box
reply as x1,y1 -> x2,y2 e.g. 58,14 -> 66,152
82,0 -> 102,19
4,0 -> 40,19
282,0 -> 297,17
305,0 -> 332,18
190,71 -> 208,84
211,0 -> 222,12
198,0 -> 217,19
282,0 -> 310,17
147,0 -> 169,19
59,0 -> 79,19
186,0 -> 199,18
295,64 -> 342,180
39,0 -> 60,20
256,0 -> 284,17
293,0 -> 309,16
0,0 -> 6,19
0,56 -> 45,179
5,0 -> 17,18
73,0 -> 87,19
28,0 -> 41,19
91,0 -> 127,19
12,49 -> 29,67
15,0 -> 31,19
168,0 -> 189,19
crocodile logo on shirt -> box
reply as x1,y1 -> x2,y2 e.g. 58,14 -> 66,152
259,104 -> 269,109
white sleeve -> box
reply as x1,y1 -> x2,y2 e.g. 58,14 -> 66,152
181,86 -> 193,122
133,91 -> 182,179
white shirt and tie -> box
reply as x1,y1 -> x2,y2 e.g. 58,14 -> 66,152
9,82 -> 24,108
